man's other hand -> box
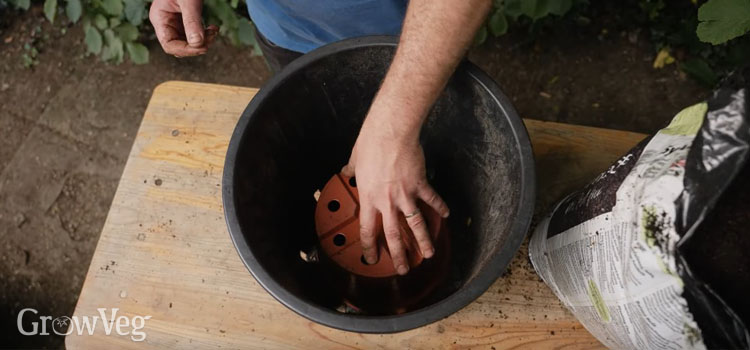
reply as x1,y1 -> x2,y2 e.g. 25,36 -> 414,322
150,0 -> 218,57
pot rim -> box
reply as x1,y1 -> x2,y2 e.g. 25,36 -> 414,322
221,35 -> 536,333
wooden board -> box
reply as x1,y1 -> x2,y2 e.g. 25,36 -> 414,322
66,81 -> 646,349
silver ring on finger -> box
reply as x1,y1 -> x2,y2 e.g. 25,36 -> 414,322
404,210 -> 421,219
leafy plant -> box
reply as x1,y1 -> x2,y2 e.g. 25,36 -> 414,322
476,0 -> 585,45
21,42 -> 40,68
643,0 -> 750,87
474,0 -> 749,87
3,0 -> 261,64
696,0 -> 750,44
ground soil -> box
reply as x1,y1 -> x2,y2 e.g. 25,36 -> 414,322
1,5 -> 708,349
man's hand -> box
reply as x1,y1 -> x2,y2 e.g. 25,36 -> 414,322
343,0 -> 491,275
342,103 -> 449,276
150,0 -> 218,57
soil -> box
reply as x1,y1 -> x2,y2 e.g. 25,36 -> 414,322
1,4 -> 707,349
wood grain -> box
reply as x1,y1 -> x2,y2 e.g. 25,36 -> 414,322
66,81 -> 646,349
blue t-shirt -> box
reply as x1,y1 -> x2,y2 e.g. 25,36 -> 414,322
246,0 -> 407,53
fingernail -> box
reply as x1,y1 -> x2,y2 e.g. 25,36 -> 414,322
188,33 -> 202,45
423,248 -> 434,258
366,255 -> 377,265
442,210 -> 450,218
397,265 -> 409,275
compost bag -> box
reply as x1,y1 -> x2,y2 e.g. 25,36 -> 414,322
529,70 -> 750,349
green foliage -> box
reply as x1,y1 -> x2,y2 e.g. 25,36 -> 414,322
115,22 -> 138,41
680,58 -> 719,87
475,0 -> 749,87
21,42 -> 40,68
126,42 -> 149,64
6,0 -> 747,78
639,0 -> 665,21
5,0 -> 260,64
85,25 -> 103,54
205,0 -> 240,45
644,0 -> 750,87
473,25 -> 488,46
237,17 -> 261,55
696,0 -> 750,44
65,0 -> 82,23
43,0 -> 56,23
489,10 -> 508,36
519,0 -> 571,20
101,28 -> 124,63
93,14 -> 108,29
476,0 -> 584,45
101,0 -> 123,16
123,0 -> 145,26
8,0 -> 32,10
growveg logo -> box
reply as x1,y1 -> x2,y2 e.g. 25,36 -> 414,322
17,308 -> 151,341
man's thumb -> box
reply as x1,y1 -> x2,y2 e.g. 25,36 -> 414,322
181,0 -> 204,47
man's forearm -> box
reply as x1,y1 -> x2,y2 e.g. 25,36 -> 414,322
367,0 -> 492,141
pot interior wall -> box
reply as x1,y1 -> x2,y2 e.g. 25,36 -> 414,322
232,45 -> 523,314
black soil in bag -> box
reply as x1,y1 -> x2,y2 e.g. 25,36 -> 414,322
529,67 -> 750,349
675,69 -> 750,349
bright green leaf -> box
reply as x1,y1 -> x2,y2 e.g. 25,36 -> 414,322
84,26 -> 103,55
126,42 -> 149,64
65,0 -> 82,23
94,14 -> 108,30
124,0 -> 146,26
489,10 -> 508,36
101,0 -> 124,16
44,0 -> 57,23
15,0 -> 31,10
680,59 -> 719,87
115,23 -> 138,41
696,0 -> 750,44
230,0 -> 238,8
237,18 -> 255,46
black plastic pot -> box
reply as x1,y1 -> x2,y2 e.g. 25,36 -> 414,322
222,36 -> 535,333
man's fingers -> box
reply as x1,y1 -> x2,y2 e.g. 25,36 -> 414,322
163,39 -> 208,57
151,9 -> 180,49
359,204 -> 379,265
402,204 -> 434,259
178,0 -> 205,47
383,208 -> 409,275
417,184 -> 450,218
151,13 -> 202,56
